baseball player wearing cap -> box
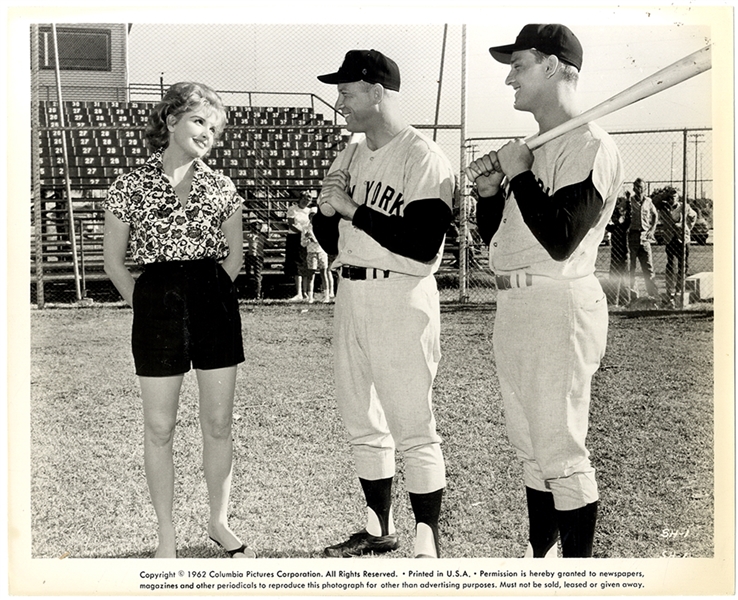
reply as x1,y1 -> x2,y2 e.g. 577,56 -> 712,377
467,24 -> 623,558
312,49 -> 455,558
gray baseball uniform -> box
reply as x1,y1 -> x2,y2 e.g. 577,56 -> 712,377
314,125 -> 455,494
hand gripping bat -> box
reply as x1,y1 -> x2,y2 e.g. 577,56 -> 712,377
465,45 -> 712,181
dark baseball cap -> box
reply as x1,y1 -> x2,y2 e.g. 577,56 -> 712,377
489,24 -> 583,70
317,49 -> 401,91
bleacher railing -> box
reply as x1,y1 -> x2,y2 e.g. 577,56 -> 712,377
32,97 -> 350,304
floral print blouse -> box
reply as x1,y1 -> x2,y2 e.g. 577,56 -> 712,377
105,152 -> 243,264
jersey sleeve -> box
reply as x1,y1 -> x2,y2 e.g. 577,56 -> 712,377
475,189 -> 506,246
509,170 -> 604,261
350,145 -> 455,261
403,146 -> 455,209
509,134 -> 620,261
312,211 -> 341,256
351,198 -> 452,262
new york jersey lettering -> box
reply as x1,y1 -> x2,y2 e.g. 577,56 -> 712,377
361,180 -> 404,216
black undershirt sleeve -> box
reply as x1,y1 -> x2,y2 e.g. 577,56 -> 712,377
508,170 -> 604,261
475,189 -> 505,246
351,198 -> 453,263
312,211 -> 341,256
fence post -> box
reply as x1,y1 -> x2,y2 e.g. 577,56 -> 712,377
680,129 -> 688,307
31,24 -> 45,308
458,25 -> 469,303
51,24 -> 83,302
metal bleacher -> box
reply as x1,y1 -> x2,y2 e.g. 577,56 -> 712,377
32,99 -> 349,296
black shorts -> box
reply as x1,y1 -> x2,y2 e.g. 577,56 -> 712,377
284,234 -> 307,277
131,258 -> 244,377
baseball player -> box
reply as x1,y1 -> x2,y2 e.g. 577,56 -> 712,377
467,24 -> 623,557
312,49 -> 455,558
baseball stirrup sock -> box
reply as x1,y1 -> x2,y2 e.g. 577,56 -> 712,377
525,487 -> 559,557
359,477 -> 394,536
555,501 -> 598,558
409,488 -> 444,558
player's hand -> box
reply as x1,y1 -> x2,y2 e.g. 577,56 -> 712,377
320,169 -> 359,219
496,139 -> 534,180
467,151 -> 505,197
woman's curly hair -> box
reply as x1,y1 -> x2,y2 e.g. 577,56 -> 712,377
145,82 -> 227,152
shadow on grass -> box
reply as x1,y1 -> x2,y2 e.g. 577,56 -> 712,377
440,302 -> 495,313
96,545 -> 320,559
613,308 -> 714,319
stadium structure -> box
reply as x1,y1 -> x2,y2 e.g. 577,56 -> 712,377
30,23 -> 714,308
30,23 -> 372,304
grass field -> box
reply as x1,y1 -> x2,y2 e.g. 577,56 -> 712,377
28,300 -> 714,560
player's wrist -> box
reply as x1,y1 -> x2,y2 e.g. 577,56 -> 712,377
475,182 -> 501,199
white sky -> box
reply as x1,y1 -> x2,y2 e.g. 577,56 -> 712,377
119,11 -> 718,138
5,2 -> 732,186
10,2 -> 724,135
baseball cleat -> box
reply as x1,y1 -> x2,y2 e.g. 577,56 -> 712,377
523,541 -> 558,558
323,529 -> 399,557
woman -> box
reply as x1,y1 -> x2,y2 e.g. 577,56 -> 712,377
104,82 -> 253,559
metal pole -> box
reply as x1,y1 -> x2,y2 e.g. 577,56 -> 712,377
680,129 -> 688,307
690,132 -> 704,201
693,134 -> 698,201
78,218 -> 87,299
432,24 -> 448,143
458,25 -> 469,303
51,23 -> 83,301
31,25 -> 45,308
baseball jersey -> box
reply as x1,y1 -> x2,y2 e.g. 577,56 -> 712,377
483,123 -> 623,280
316,126 -> 455,276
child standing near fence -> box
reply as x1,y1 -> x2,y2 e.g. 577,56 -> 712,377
301,209 -> 331,303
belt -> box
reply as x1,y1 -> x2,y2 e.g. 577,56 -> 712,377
495,273 -> 563,290
340,265 -> 392,280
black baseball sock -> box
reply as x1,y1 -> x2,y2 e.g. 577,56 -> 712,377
359,477 -> 393,536
526,487 -> 560,557
556,501 -> 598,558
409,488 -> 444,557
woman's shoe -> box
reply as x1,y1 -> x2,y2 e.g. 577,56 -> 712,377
210,536 -> 257,558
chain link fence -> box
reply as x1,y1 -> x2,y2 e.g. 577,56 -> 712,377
30,23 -> 465,306
30,23 -> 712,307
457,129 -> 713,305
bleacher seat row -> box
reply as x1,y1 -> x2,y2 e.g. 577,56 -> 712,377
33,99 -> 351,285
36,100 -> 346,189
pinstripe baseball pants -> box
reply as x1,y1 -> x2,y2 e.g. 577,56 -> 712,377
493,274 -> 607,511
332,273 -> 446,494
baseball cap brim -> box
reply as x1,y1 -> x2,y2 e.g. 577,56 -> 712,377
488,44 -> 519,64
317,72 -> 357,85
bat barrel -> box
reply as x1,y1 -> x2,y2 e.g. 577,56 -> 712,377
525,45 -> 711,150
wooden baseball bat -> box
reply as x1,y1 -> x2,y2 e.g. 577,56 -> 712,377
466,45 -> 712,180
320,133 -> 361,216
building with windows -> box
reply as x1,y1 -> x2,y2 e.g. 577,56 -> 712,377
34,23 -> 130,102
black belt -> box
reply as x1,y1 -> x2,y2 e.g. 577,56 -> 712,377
340,265 -> 391,280
495,273 -> 533,290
